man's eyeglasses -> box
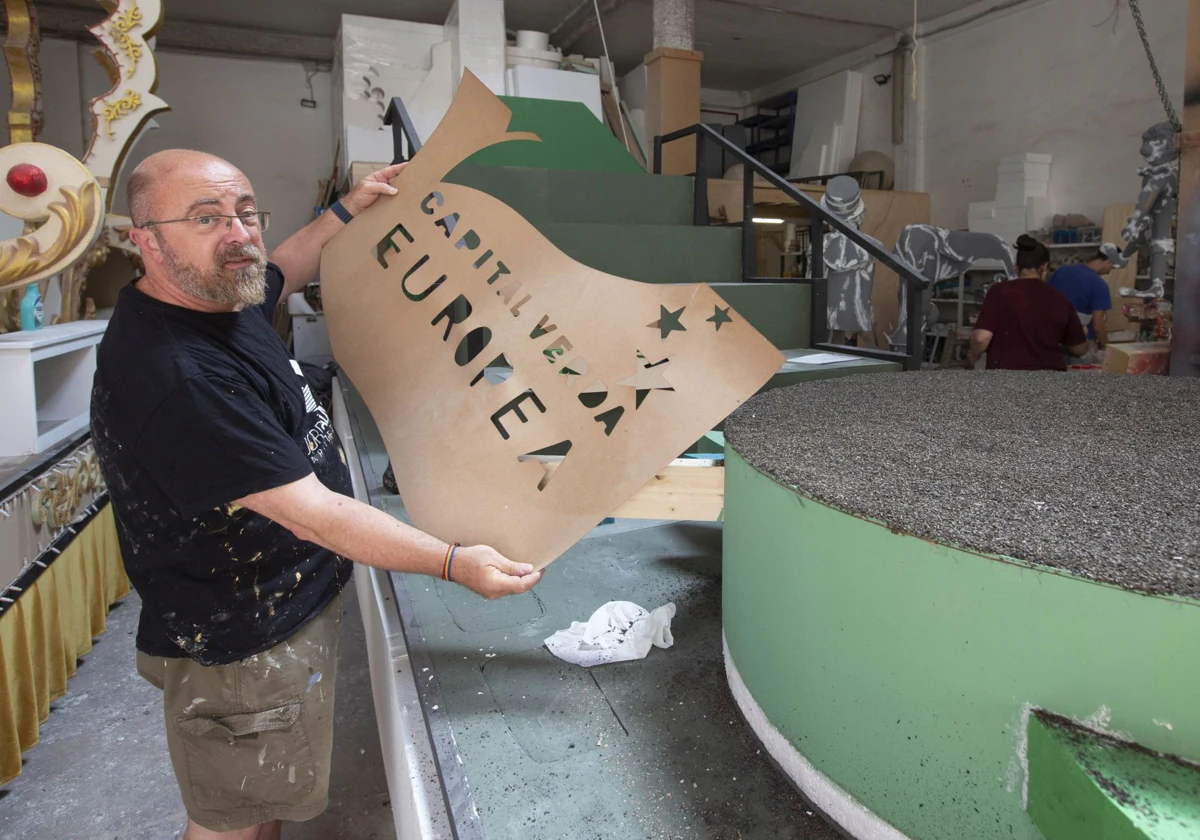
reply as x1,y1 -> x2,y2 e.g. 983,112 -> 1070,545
139,211 -> 271,236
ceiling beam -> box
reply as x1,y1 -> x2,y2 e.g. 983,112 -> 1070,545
28,3 -> 334,64
703,0 -> 900,31
551,0 -> 636,51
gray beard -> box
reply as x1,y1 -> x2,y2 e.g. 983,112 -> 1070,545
160,238 -> 268,309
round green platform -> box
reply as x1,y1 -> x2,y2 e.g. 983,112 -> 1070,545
722,372 -> 1200,840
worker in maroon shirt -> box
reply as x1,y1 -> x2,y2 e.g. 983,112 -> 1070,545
968,235 -> 1088,370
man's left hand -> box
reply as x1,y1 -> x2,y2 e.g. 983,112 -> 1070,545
340,163 -> 407,216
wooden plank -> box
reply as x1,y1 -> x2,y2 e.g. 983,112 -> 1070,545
601,88 -> 645,169
1101,204 -> 1140,332
349,161 -> 389,190
529,456 -> 724,521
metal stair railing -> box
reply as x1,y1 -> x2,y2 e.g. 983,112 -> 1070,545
385,96 -> 423,164
654,124 -> 930,372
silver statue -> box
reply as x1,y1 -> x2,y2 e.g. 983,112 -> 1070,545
819,176 -> 875,340
888,225 -> 1016,347
1119,121 -> 1178,300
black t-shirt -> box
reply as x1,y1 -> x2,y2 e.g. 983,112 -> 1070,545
91,264 -> 353,665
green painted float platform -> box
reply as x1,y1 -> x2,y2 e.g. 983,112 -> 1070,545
722,371 -> 1200,840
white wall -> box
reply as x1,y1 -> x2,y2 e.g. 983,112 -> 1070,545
77,45 -> 334,249
745,0 -> 1186,229
855,55 -> 898,160
919,0 -> 1186,228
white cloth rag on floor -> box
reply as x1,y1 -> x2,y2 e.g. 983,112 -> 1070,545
544,601 -> 676,667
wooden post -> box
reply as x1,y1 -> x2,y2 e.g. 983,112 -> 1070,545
643,47 -> 703,176
1171,0 -> 1200,375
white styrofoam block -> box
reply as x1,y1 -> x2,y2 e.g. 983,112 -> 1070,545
337,15 -> 443,98
997,173 -> 1049,187
996,181 -> 1048,208
968,201 -> 996,219
969,218 -> 1001,235
997,161 -> 1050,181
507,65 -> 602,122
446,0 -> 506,94
408,40 -> 455,143
1023,180 -> 1049,199
788,70 -> 863,179
1025,196 -> 1056,230
342,124 -> 395,177
506,45 -> 562,69
1000,152 -> 1052,166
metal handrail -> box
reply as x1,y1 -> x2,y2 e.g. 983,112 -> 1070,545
385,96 -> 423,164
654,123 -> 929,371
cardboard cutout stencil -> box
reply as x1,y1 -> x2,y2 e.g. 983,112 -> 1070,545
321,73 -> 783,569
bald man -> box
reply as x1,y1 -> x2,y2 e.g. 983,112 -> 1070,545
91,151 -> 541,840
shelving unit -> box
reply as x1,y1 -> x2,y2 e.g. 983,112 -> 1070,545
932,260 -> 1007,331
0,321 -> 107,456
740,91 -> 796,175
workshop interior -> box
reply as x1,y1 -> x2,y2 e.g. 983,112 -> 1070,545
0,0 -> 1196,838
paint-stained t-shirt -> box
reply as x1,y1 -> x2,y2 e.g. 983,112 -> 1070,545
91,264 -> 353,665
974,277 -> 1086,372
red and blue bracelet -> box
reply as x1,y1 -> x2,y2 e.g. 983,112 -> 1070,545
442,543 -> 460,582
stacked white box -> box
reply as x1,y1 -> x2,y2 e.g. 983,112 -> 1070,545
968,153 -> 1053,242
968,201 -> 998,235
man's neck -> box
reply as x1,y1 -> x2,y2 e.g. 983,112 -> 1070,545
135,273 -> 243,313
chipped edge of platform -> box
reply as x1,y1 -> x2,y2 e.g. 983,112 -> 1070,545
724,632 -> 911,840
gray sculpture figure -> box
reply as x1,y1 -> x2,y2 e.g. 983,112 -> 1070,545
888,226 -> 1016,348
1119,121 -> 1178,300
818,176 -> 875,340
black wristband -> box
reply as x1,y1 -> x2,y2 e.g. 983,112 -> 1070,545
330,199 -> 353,224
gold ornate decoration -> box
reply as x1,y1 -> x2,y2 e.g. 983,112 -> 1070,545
26,444 -> 104,531
108,5 -> 145,73
82,0 -> 168,214
0,143 -> 103,295
2,0 -> 43,144
101,89 -> 141,139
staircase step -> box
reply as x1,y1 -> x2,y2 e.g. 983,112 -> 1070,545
1027,710 -> 1200,840
444,165 -> 694,226
539,223 -> 741,284
706,282 -> 811,350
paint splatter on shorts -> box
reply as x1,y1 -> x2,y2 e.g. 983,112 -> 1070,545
136,593 -> 342,832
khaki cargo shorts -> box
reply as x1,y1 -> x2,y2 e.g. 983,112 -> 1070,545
136,594 -> 342,832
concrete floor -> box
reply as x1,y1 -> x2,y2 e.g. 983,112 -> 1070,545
0,582 -> 395,840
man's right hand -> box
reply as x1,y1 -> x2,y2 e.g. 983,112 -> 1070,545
452,545 -> 543,599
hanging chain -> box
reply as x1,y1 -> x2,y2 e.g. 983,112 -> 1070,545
1127,0 -> 1181,132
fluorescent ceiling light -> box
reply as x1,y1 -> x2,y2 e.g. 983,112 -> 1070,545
753,217 -> 785,224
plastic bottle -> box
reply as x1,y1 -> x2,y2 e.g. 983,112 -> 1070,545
19,283 -> 43,330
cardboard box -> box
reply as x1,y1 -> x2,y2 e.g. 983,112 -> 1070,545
1104,342 -> 1170,375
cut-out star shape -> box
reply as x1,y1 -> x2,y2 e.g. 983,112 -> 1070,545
707,305 -> 733,331
618,351 -> 675,409
648,305 -> 687,339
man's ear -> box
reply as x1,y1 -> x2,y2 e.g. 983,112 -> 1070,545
129,227 -> 162,262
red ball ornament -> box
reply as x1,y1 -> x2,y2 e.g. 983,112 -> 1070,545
7,163 -> 48,197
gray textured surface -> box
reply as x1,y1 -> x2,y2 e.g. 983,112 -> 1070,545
394,522 -> 841,840
345,385 -> 842,839
0,586 -> 394,839
725,370 -> 1200,598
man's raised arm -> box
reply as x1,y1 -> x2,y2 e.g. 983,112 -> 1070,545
270,163 -> 407,298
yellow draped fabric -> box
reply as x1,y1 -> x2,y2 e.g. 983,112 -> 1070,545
0,505 -> 129,786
